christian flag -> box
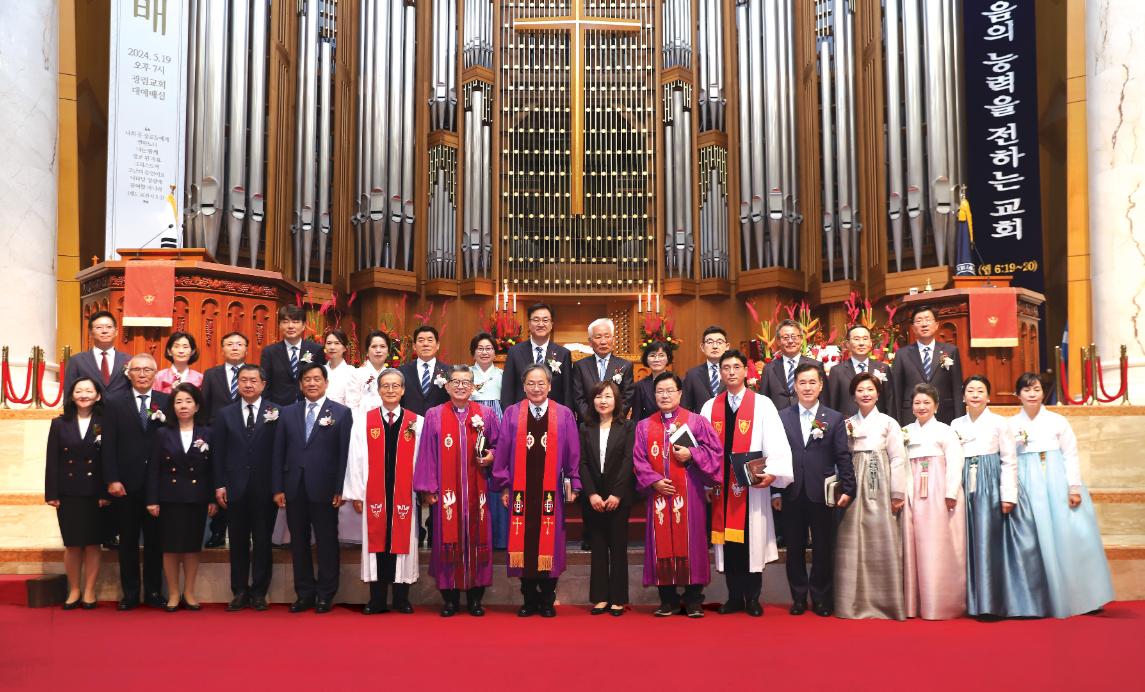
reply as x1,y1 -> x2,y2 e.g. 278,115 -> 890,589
123,260 -> 175,327
968,288 -> 1019,348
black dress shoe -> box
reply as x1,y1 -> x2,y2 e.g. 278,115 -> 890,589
685,603 -> 705,618
290,597 -> 315,613
746,599 -> 764,617
539,604 -> 557,618
62,599 -> 82,611
440,600 -> 458,617
581,540 -> 592,551
789,599 -> 808,616
609,606 -> 625,616
362,599 -> 388,615
467,601 -> 485,617
518,604 -> 538,617
653,604 -> 675,617
590,604 -> 607,615
315,599 -> 334,614
165,601 -> 180,613
812,601 -> 832,617
82,600 -> 98,610
183,599 -> 202,612
717,598 -> 745,615
251,596 -> 269,611
144,592 -> 166,609
102,536 -> 120,550
117,596 -> 140,611
226,594 -> 251,612
204,531 -> 227,549
394,600 -> 414,614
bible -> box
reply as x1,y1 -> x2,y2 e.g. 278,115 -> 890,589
824,474 -> 843,507
730,451 -> 767,488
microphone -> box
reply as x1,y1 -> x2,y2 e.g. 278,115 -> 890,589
132,224 -> 179,260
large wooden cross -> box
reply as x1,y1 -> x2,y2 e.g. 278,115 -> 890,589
514,4 -> 641,216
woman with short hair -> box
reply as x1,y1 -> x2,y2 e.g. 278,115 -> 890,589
632,341 -> 672,422
154,331 -> 204,393
345,330 -> 393,418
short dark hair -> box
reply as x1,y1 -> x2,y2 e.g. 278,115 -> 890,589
237,363 -> 266,381
963,374 -> 991,394
776,319 -> 801,334
653,371 -> 683,392
412,325 -> 439,342
701,325 -> 727,342
221,331 -> 249,346
1015,372 -> 1046,396
324,328 -> 349,348
278,305 -> 306,322
471,331 -> 496,356
527,302 -> 555,320
911,305 -> 937,322
298,361 -> 328,381
364,329 -> 391,352
164,331 -> 200,366
848,371 -> 882,397
911,382 -> 939,405
793,362 -> 822,383
583,380 -> 624,426
719,349 -> 748,368
845,324 -> 872,340
87,310 -> 117,330
166,382 -> 205,427
641,341 -> 674,368
62,377 -> 105,421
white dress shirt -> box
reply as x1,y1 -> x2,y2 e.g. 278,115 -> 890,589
381,403 -> 402,426
798,401 -> 819,445
78,416 -> 91,439
598,427 -> 611,472
951,408 -> 1019,503
225,361 -> 246,391
93,347 -> 117,369
530,398 -> 550,418
851,357 -> 871,373
1009,405 -> 1084,495
530,339 -> 550,364
596,354 -> 611,380
241,396 -> 263,423
304,396 -> 328,414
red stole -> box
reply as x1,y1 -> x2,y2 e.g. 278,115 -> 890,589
648,409 -> 691,585
507,402 -> 560,571
438,402 -> 490,574
364,407 -> 418,555
709,391 -> 756,544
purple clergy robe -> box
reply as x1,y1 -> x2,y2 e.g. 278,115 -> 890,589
632,408 -> 723,587
491,399 -> 582,578
413,402 -> 501,589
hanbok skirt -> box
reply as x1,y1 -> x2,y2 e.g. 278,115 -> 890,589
474,398 -> 509,549
964,452 -> 1049,617
834,450 -> 906,621
903,454 -> 967,620
1018,449 -> 1114,618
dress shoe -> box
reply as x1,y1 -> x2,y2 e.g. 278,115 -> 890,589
165,600 -> 181,613
580,540 -> 592,551
653,604 -> 676,617
789,599 -> 808,616
440,600 -> 458,617
251,595 -> 269,611
183,598 -> 202,612
812,601 -> 832,617
539,603 -> 557,618
393,600 -> 414,614
315,599 -> 334,614
226,594 -> 251,612
117,596 -> 140,611
467,600 -> 485,617
717,598 -> 745,615
591,604 -> 608,615
102,536 -> 120,550
362,599 -> 388,615
685,602 -> 705,618
518,604 -> 538,617
609,605 -> 625,617
82,600 -> 98,610
746,599 -> 764,617
290,597 -> 315,613
144,592 -> 166,609
62,599 -> 82,611
204,531 -> 227,549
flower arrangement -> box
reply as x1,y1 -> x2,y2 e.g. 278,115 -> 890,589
639,308 -> 681,351
842,291 -> 902,364
263,407 -> 280,423
744,359 -> 764,394
478,305 -> 524,354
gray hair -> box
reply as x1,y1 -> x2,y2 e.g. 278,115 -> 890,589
130,353 -> 157,367
446,364 -> 473,379
379,367 -> 405,385
521,363 -> 552,384
587,318 -> 615,339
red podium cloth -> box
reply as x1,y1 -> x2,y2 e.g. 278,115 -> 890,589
123,260 -> 175,327
968,288 -> 1019,347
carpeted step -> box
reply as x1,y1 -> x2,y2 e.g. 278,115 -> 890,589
0,574 -> 67,606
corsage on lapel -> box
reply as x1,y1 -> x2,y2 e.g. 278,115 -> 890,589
810,420 -> 826,440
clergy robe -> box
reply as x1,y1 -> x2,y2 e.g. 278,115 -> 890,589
700,390 -> 793,573
343,407 -> 423,583
413,401 -> 501,590
632,408 -> 723,587
491,399 -> 581,578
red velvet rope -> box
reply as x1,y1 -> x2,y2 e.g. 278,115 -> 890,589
3,360 -> 33,404
1058,358 -> 1090,405
1093,356 -> 1129,404
37,363 -> 64,408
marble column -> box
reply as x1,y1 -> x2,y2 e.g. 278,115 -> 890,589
1087,0 -> 1145,401
0,1 -> 59,402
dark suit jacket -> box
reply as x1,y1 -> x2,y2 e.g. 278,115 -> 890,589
102,389 -> 170,493
889,341 -> 965,426
681,362 -> 724,413
826,359 -> 893,417
577,419 -> 637,506
571,353 -> 635,419
200,363 -> 241,425
778,404 -> 855,503
499,340 -> 574,411
630,376 -> 658,423
45,415 -> 107,501
398,359 -> 451,415
260,340 -> 327,406
212,399 -> 277,503
759,356 -> 827,411
271,399 -> 353,503
63,349 -> 131,399
147,426 -> 215,505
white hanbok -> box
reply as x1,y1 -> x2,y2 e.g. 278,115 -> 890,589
344,363 -> 388,419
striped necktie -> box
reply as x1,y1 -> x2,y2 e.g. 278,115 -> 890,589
922,345 -> 932,379
535,345 -> 544,364
305,402 -> 318,442
290,346 -> 299,379
786,360 -> 795,392
709,364 -> 719,396
857,361 -> 866,373
230,365 -> 240,400
421,362 -> 432,396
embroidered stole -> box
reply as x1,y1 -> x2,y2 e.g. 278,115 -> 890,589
364,408 -> 417,555
710,391 -> 755,544
439,402 -> 490,581
648,410 -> 691,585
507,403 -> 560,571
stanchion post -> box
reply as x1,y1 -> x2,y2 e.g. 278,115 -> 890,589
1121,344 -> 1132,405
1,346 -> 8,409
31,346 -> 43,410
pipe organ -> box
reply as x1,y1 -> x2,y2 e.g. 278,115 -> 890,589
699,146 -> 729,279
462,81 -> 493,279
426,144 -> 458,279
696,0 -> 724,133
662,81 -> 694,279
463,0 -> 493,69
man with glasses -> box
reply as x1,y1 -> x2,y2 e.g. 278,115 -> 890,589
500,302 -> 574,412
633,372 -> 723,617
760,319 -> 827,411
397,325 -> 452,416
201,331 -> 251,548
102,354 -> 169,610
681,326 -> 729,413
889,305 -> 964,425
414,365 -> 501,616
826,325 -> 893,417
64,310 -> 131,398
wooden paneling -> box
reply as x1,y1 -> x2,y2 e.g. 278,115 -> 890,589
331,0 -> 359,295
265,0 -> 299,277
854,0 -> 887,300
792,0 -> 821,297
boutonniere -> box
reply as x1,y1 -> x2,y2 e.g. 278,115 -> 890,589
94,424 -> 102,445
667,421 -> 679,436
122,362 -> 130,375
433,374 -> 447,388
171,370 -> 182,386
547,357 -> 562,374
611,369 -> 624,384
845,419 -> 856,439
1016,428 -> 1029,445
318,414 -> 335,427
193,438 -> 209,453
954,429 -> 963,442
301,351 -> 314,363
903,428 -> 914,448
263,407 -> 280,423
364,375 -> 375,389
403,418 -> 418,440
941,355 -> 955,370
810,420 -> 826,440
470,414 -> 485,431
873,370 -> 888,383
148,405 -> 166,422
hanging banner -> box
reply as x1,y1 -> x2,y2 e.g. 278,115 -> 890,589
963,0 -> 1045,295
123,260 -> 176,327
104,0 -> 189,259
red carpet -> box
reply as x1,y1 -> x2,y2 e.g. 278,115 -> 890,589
1,602 -> 1141,691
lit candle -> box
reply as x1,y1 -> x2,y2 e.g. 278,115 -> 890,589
638,291 -> 642,313
513,293 -> 517,313
656,293 -> 660,313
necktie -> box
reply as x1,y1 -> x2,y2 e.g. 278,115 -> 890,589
305,402 -> 318,442
388,412 -> 396,426
535,345 -> 544,364
421,362 -> 431,396
802,408 -> 812,445
786,360 -> 795,392
101,351 -> 111,385
730,393 -> 740,412
857,361 -> 866,373
138,394 -> 149,430
533,405 -> 543,420
246,404 -> 255,432
230,366 -> 240,400
922,346 -> 932,379
290,346 -> 299,379
710,364 -> 719,395
598,357 -> 607,381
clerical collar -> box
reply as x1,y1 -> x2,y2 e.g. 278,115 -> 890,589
452,403 -> 470,416
660,407 -> 679,421
799,401 -> 819,417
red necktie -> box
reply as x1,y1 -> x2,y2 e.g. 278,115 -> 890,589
389,412 -> 395,425
100,351 -> 110,385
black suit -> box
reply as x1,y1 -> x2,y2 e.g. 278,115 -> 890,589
213,398 -> 279,597
889,341 -> 965,426
680,361 -> 724,413
272,398 -> 353,601
201,363 -> 242,425
759,356 -> 827,411
499,340 -> 574,411
572,353 -> 635,419
397,359 -> 451,415
102,388 -> 169,600
63,349 -> 131,399
147,426 -> 216,506
577,419 -> 636,605
778,403 -> 854,605
260,340 -> 327,406
45,415 -> 108,501
630,376 -> 658,423
826,359 -> 893,417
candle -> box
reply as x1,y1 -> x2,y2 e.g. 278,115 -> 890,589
513,293 -> 517,313
638,292 -> 642,313
656,294 -> 660,313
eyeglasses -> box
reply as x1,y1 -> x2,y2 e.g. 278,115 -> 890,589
654,389 -> 679,397
448,380 -> 474,388
529,317 -> 552,325
703,339 -> 727,347
914,318 -> 936,326
778,334 -> 803,343
474,346 -> 495,354
92,326 -> 116,333
128,367 -> 156,374
378,383 -> 403,391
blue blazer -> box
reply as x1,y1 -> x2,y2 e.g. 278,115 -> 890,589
212,399 -> 278,503
147,426 -> 215,505
45,415 -> 107,501
271,399 -> 352,503
778,404 -> 855,503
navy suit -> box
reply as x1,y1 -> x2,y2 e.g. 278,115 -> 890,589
680,362 -> 724,413
630,376 -> 657,423
759,356 -> 827,411
825,359 -> 893,418
499,340 -> 574,411
214,398 -> 279,597
889,341 -> 965,426
200,363 -> 240,425
272,398 -> 352,601
571,353 -> 635,418
63,349 -> 131,399
397,359 -> 451,415
261,340 -> 327,406
147,426 -> 216,506
778,403 -> 854,605
45,415 -> 108,501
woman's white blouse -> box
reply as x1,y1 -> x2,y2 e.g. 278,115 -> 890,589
903,417 -> 965,500
471,363 -> 503,402
77,417 -> 91,439
951,408 -> 1019,503
1009,405 -> 1083,494
598,427 -> 610,473
180,429 -> 194,453
847,410 -> 906,499
324,360 -> 357,406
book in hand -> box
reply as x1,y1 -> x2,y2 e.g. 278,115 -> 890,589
730,451 -> 767,488
669,423 -> 698,449
824,474 -> 842,507
563,477 -> 574,502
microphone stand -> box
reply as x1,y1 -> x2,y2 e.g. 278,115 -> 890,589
131,224 -> 182,261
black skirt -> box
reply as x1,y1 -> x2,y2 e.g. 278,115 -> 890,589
159,502 -> 208,553
56,495 -> 103,547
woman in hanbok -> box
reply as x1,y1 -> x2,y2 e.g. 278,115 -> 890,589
834,372 -> 907,620
469,332 -> 509,549
1010,372 -> 1114,617
153,332 -> 204,393
345,330 -> 392,418
902,383 -> 967,620
952,375 -> 1048,618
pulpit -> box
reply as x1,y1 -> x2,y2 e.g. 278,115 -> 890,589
76,249 -> 304,370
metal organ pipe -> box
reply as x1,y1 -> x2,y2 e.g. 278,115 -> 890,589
922,0 -> 951,265
901,0 -> 926,269
225,0 -> 250,268
884,0 -> 905,272
818,13 -> 836,283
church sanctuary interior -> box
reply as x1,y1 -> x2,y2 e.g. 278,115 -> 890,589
1,0 -> 1143,685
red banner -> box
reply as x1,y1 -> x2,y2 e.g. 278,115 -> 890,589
123,260 -> 175,327
968,288 -> 1019,348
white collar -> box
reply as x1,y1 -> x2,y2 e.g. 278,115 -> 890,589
1017,405 -> 1046,423
915,415 -> 939,429
917,340 -> 936,350
727,386 -> 746,400
93,346 -> 115,358
241,396 -> 263,411
226,361 -> 246,370
596,353 -> 610,363
529,399 -> 550,415
799,401 -> 819,417
708,360 -> 720,371
783,355 -> 800,366
851,357 -> 870,370
285,338 -> 303,348
473,362 -> 495,373
418,357 -> 437,370
530,338 -> 550,351
382,403 -> 402,419
304,395 -> 328,410
134,388 -> 153,399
